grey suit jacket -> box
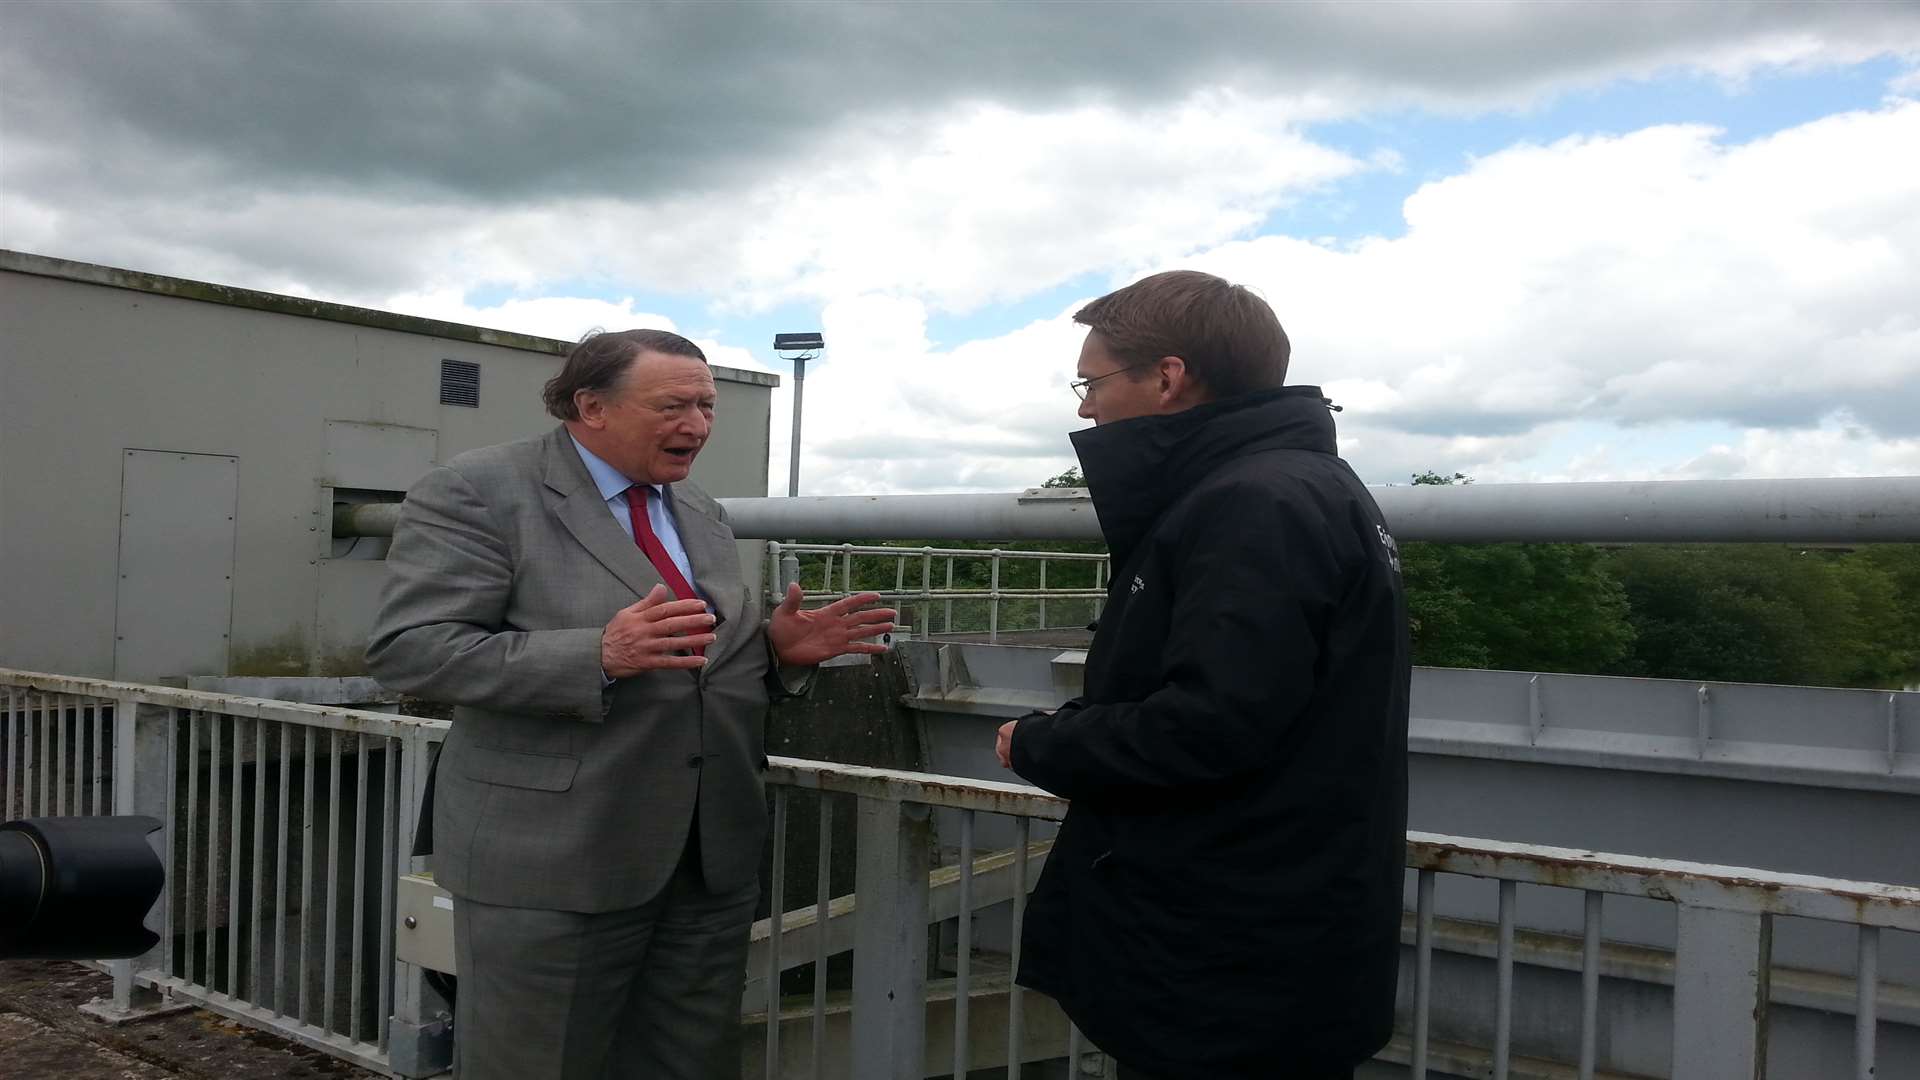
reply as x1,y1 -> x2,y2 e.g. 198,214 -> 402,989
367,425 -> 775,912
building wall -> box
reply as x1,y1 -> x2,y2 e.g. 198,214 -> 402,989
0,252 -> 775,681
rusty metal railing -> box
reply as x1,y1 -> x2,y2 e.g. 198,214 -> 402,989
1,670 -> 448,1076
757,758 -> 1920,1080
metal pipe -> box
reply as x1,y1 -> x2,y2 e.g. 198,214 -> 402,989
333,501 -> 401,538
710,476 -> 1920,543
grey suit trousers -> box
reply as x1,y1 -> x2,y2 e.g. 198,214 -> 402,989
451,835 -> 759,1080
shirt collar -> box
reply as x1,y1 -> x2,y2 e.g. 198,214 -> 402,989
569,435 -> 663,504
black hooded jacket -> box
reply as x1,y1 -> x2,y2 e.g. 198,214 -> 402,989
1009,386 -> 1411,1077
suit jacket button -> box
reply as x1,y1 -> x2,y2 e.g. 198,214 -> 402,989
687,754 -> 704,768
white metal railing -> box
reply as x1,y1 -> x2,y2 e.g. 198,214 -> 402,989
766,542 -> 1109,643
1,670 -> 448,1076
758,758 -> 1920,1080
10,671 -> 1918,1079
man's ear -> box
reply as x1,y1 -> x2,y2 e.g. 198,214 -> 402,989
1156,355 -> 1191,406
575,389 -> 606,429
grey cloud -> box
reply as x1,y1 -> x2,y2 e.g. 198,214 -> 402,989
5,1 -> 1917,205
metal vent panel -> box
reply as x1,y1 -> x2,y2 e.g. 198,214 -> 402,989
439,358 -> 480,407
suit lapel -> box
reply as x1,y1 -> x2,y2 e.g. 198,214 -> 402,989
542,428 -> 667,602
667,486 -> 749,663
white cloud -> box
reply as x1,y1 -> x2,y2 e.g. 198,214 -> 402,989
749,100 -> 1920,493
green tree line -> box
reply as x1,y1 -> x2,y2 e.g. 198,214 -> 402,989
1398,471 -> 1920,687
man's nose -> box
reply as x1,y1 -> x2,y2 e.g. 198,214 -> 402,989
684,410 -> 712,438
1077,396 -> 1097,421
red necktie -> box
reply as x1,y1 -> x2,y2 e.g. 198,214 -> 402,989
626,486 -> 705,656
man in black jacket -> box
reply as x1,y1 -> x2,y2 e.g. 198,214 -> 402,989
996,271 -> 1411,1079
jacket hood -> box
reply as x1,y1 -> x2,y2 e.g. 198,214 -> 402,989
1070,385 -> 1339,559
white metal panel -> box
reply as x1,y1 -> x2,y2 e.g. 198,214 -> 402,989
113,450 -> 238,680
323,420 -> 438,492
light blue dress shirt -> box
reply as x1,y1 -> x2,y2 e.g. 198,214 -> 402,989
570,436 -> 705,604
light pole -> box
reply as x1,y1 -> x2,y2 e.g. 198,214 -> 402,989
773,332 -> 823,498
772,332 -> 823,593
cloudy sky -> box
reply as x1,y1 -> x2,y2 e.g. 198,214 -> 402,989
5,1 -> 1919,495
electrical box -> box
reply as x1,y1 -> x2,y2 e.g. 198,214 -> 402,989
395,873 -> 457,975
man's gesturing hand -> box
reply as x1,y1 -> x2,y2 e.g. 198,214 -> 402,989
767,584 -> 897,668
601,585 -> 717,678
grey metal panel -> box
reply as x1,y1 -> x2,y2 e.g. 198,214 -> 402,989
113,450 -> 238,681
323,421 -> 439,492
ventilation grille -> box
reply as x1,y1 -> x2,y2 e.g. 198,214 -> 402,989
440,358 -> 480,407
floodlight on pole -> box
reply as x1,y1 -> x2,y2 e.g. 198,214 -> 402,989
773,332 -> 824,499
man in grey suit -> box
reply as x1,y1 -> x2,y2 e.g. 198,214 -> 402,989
367,329 -> 894,1080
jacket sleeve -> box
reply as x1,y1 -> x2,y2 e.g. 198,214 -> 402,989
365,465 -> 608,721
1009,484 -> 1343,800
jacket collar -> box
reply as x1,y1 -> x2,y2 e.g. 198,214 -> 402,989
1070,386 -> 1339,562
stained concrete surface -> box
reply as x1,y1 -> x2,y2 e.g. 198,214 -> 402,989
0,960 -> 379,1080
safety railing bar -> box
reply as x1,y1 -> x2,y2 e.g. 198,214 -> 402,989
92,701 -> 105,816
1856,924 -> 1879,1080
955,809 -> 974,1080
1408,832 -> 1920,929
0,669 -> 447,738
351,733 -> 369,1042
162,707 -> 177,977
1006,815 -> 1028,1079
1412,868 -> 1434,1079
228,715 -> 243,998
1495,879 -> 1515,1080
4,688 -> 15,820
206,713 -> 221,991
810,794 -> 832,1080
251,718 -> 266,1002
379,734 -> 398,1051
274,722 -> 290,1018
765,758 -> 1066,821
1579,891 -> 1601,1080
59,693 -> 70,816
776,543 -> 1109,561
299,725 -> 315,1025
185,711 -> 200,984
324,729 -> 341,1035
765,786 -> 787,1074
38,691 -> 50,814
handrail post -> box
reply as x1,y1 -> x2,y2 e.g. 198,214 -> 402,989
94,697 -> 176,1019
850,797 -> 930,1080
1672,904 -> 1770,1079
386,726 -> 453,1077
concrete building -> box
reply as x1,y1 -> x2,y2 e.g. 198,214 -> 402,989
0,249 -> 776,684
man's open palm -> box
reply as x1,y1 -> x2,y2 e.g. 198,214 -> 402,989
768,584 -> 896,667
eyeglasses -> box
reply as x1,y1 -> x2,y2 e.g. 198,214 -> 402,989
1069,363 -> 1149,401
